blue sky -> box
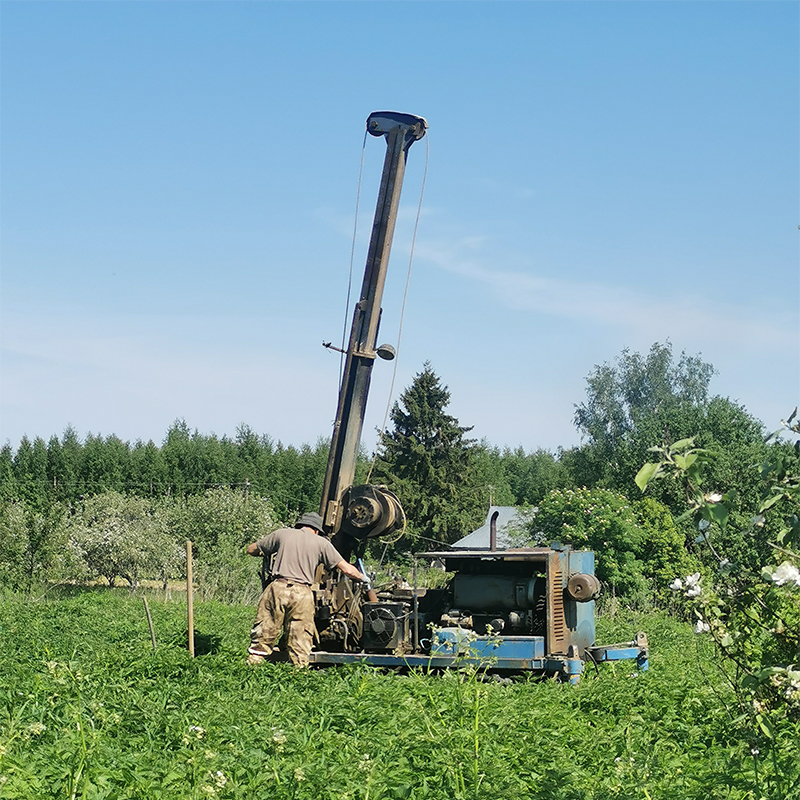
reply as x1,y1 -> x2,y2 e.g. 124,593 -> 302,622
1,1 -> 798,453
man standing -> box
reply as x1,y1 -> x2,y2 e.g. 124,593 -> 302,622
245,511 -> 367,667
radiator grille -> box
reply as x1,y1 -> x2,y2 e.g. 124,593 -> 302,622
548,563 -> 567,654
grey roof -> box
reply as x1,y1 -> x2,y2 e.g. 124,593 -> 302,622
451,506 -> 535,549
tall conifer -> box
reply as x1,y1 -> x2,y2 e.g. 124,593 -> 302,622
373,363 -> 485,545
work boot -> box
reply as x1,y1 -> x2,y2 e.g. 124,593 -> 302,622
246,647 -> 271,666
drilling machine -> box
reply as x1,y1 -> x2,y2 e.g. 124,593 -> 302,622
306,111 -> 648,681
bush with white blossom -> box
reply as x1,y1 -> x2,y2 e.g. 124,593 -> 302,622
637,413 -> 800,772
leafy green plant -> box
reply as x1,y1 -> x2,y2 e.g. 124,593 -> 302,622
636,414 -> 800,798
532,487 -> 697,604
1,589 -> 798,799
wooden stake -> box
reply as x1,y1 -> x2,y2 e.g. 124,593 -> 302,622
186,540 -> 195,657
142,596 -> 157,652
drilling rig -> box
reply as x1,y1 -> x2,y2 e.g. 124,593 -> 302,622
306,111 -> 647,681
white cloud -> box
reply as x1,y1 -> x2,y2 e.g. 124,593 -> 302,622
416,236 -> 796,352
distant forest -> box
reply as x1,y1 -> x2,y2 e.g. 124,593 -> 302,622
2,343 -> 793,537
0,418 -> 569,523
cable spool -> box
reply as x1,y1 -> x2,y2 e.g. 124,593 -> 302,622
339,484 -> 406,541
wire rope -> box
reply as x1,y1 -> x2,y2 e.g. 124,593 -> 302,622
339,131 -> 369,385
366,133 -> 430,484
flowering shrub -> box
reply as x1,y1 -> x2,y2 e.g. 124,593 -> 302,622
0,501 -> 73,592
533,487 -> 696,603
637,413 -> 800,793
68,492 -> 182,589
166,488 -> 278,603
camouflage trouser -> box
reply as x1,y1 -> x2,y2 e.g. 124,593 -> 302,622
249,580 -> 315,667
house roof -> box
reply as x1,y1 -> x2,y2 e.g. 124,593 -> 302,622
451,505 -> 534,549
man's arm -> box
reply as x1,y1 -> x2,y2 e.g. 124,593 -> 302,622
247,531 -> 279,557
336,559 -> 367,583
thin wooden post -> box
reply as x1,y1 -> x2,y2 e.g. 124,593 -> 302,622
142,596 -> 157,652
186,540 -> 195,657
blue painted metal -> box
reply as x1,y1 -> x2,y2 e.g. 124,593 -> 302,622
587,632 -> 649,672
307,650 -> 591,675
431,629 -> 546,660
310,542 -> 649,680
566,549 -> 596,654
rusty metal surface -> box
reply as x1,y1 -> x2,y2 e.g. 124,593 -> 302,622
546,550 -> 567,655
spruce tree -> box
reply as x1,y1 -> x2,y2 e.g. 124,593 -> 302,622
372,363 -> 485,546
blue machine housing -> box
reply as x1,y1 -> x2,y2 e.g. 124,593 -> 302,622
309,544 -> 648,682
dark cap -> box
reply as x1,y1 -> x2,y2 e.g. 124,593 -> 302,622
295,512 -> 324,533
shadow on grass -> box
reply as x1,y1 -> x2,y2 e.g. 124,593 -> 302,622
172,630 -> 222,656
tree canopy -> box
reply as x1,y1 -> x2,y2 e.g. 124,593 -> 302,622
372,363 -> 486,546
568,342 -> 767,510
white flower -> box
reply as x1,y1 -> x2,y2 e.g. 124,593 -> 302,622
271,727 -> 286,745
684,573 -> 702,598
188,725 -> 206,739
770,562 -> 800,588
694,620 -> 710,634
704,493 -> 723,503
294,767 -> 306,782
212,771 -> 227,788
669,577 -> 683,592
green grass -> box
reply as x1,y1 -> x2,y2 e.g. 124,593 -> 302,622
1,589 -> 797,799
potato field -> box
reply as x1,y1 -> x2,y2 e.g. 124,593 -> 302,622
2,589 -> 798,800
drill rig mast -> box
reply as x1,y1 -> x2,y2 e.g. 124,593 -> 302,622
319,111 -> 427,559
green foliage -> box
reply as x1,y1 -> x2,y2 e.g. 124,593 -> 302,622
574,341 -> 716,450
167,489 -> 278,604
1,592 -> 797,799
0,502 -> 70,593
67,492 -> 182,589
474,444 -> 567,507
570,343 -> 769,518
637,414 -> 800,785
533,488 -> 697,603
372,364 -> 486,546
0,422 -> 335,521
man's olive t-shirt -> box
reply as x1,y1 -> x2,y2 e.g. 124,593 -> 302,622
255,527 -> 343,585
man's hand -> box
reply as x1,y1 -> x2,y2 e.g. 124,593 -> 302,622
246,543 -> 261,556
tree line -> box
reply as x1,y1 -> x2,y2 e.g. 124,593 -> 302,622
0,417 -> 567,527
0,422 -> 334,522
1,341 -> 796,595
